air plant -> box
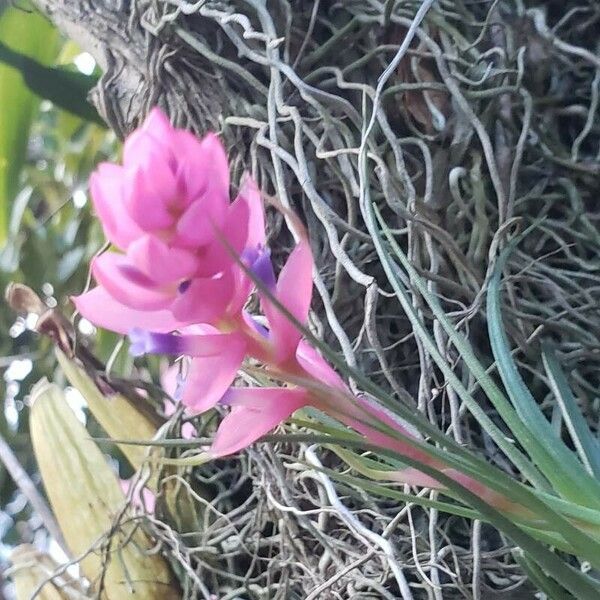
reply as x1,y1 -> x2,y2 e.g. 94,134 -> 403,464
71,109 -> 600,598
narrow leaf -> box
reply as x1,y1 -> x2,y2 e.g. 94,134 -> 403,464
375,205 -> 600,504
371,205 -> 549,490
542,345 -> 600,479
0,6 -> 59,245
264,433 -> 600,597
0,40 -> 104,125
487,235 -> 600,504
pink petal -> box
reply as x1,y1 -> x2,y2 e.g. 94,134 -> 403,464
237,175 -> 265,249
89,164 -> 143,249
226,266 -> 253,318
161,366 -> 201,439
175,131 -> 230,200
120,478 -> 156,513
140,153 -> 179,209
196,177 -> 265,277
175,195 -> 228,248
143,107 -> 175,141
72,287 -> 183,335
124,167 -> 176,231
127,235 -> 198,284
199,133 -> 230,192
192,199 -> 249,278
263,240 -> 313,363
170,272 -> 234,324
180,331 -> 246,357
122,108 -> 175,169
92,253 -> 172,310
179,341 -> 246,413
172,132 -> 231,247
161,367 -> 179,409
205,198 -> 250,272
181,422 -> 197,439
296,340 -> 347,392
122,129 -> 162,169
210,388 -> 308,457
162,365 -> 201,439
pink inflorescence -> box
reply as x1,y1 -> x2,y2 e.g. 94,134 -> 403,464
74,109 -> 478,493
73,108 -> 350,458
73,108 -> 265,335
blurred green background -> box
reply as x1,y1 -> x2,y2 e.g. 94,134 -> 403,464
0,2 -> 120,568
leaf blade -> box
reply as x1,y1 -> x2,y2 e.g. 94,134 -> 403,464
0,6 -> 59,245
542,345 -> 600,479
487,236 -> 600,504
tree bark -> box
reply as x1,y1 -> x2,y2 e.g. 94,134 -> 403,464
32,0 -> 234,136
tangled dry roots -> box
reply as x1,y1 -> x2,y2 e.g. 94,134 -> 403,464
34,0 -> 600,597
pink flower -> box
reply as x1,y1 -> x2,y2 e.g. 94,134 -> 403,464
125,233 -> 316,416
149,324 -> 249,414
136,236 -> 448,477
77,110 -> 500,499
73,108 -> 265,333
128,235 -> 389,460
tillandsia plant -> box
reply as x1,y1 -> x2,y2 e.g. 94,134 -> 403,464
73,108 -> 504,492
74,109 -> 600,598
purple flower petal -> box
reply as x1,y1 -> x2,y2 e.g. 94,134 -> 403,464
129,328 -> 182,356
242,245 -> 276,290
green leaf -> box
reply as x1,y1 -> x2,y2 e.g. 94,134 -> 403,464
312,462 -> 480,520
282,429 -> 600,560
371,205 -> 549,491
542,345 -> 600,479
487,234 -> 600,505
0,40 -> 104,125
224,222 -> 499,476
373,205 -> 600,505
322,462 -> 586,554
226,219 -> 600,563
515,550 -> 575,600
0,6 -> 59,246
264,433 -> 600,598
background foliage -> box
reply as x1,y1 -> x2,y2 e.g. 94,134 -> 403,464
0,2 -> 119,568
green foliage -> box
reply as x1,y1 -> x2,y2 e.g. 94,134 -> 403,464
0,6 -> 59,246
542,345 -> 600,478
365,208 -> 600,597
233,208 -> 600,594
487,233 -> 600,506
0,40 -> 104,125
0,41 -> 116,556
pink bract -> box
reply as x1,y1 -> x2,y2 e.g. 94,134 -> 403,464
73,108 -> 265,331
76,108 -> 440,484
